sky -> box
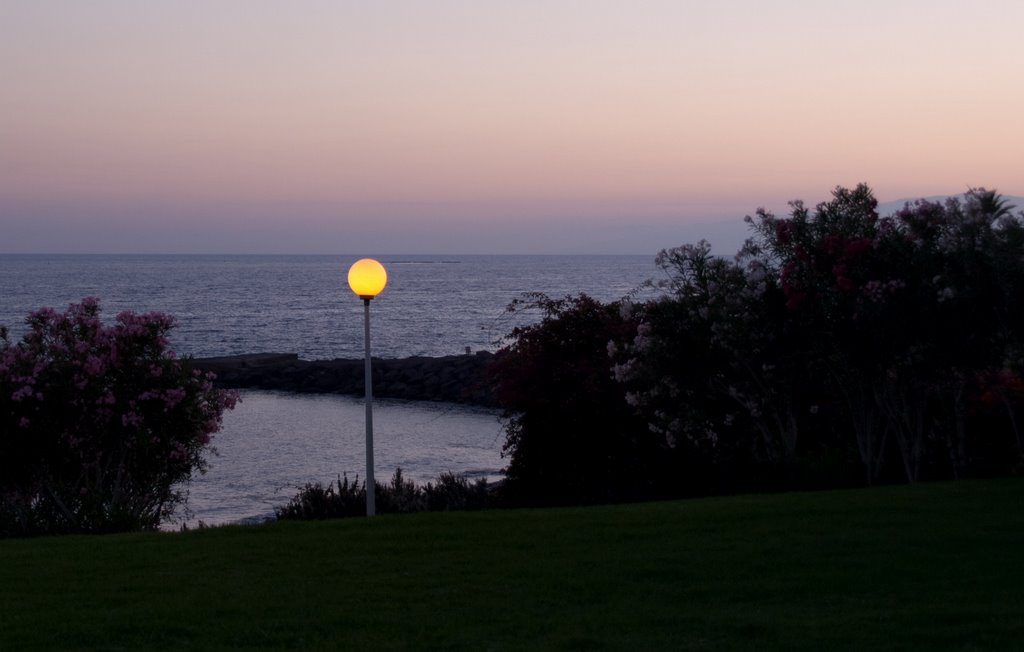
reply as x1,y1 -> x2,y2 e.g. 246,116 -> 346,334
2,0 -> 1023,255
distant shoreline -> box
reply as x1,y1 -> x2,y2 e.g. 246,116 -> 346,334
193,352 -> 497,407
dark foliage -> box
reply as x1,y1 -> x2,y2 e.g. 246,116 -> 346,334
491,186 -> 1024,506
0,299 -> 237,536
489,294 -> 671,506
274,469 -> 496,520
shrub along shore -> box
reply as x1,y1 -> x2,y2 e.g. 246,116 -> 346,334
193,351 -> 496,406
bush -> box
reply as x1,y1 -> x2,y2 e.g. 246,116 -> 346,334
619,185 -> 1024,490
493,186 -> 1024,503
274,469 -> 497,520
490,294 -> 668,506
274,474 -> 368,520
423,472 -> 491,511
0,298 -> 238,536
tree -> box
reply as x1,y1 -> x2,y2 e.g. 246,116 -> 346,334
490,294 -> 662,506
892,189 -> 1024,478
616,240 -> 839,492
0,298 -> 238,536
727,185 -> 1024,482
626,184 -> 1024,488
490,185 -> 1024,505
743,184 -> 907,483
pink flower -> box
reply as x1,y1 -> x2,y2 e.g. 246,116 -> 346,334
163,387 -> 187,409
83,355 -> 105,376
844,237 -> 874,258
122,412 -> 144,428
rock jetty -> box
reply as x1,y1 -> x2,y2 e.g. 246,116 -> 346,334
193,352 -> 498,407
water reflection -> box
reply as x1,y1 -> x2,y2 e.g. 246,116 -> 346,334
174,390 -> 505,527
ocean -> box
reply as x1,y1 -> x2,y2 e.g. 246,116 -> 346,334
0,254 -> 661,359
0,254 -> 663,526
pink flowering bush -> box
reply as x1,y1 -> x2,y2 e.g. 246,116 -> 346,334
631,185 -> 1024,487
0,298 -> 238,536
493,185 -> 1024,505
489,294 -> 664,505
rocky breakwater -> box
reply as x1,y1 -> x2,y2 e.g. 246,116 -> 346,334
193,352 -> 497,407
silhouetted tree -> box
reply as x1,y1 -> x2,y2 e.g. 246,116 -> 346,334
490,294 -> 664,505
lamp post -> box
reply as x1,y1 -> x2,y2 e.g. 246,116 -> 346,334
347,258 -> 387,516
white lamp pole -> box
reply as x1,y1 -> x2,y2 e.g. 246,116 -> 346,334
347,258 -> 387,516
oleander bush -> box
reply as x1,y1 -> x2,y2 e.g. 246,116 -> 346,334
489,294 -> 669,506
0,298 -> 238,536
494,186 -> 1024,504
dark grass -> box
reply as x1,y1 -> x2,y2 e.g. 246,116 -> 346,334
2,478 -> 1022,650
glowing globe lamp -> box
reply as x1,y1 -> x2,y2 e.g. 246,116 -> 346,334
347,258 -> 387,299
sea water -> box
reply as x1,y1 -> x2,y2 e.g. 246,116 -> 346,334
0,254 -> 661,358
0,254 -> 663,525
186,391 -> 505,527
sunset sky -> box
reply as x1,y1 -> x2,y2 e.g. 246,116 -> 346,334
3,1 -> 1023,254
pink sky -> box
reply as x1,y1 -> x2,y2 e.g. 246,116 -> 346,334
3,1 -> 1023,254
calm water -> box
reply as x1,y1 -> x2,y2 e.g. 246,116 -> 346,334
181,391 -> 503,527
1,254 -> 661,525
0,254 -> 661,359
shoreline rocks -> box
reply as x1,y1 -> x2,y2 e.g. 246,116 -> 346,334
193,352 -> 498,407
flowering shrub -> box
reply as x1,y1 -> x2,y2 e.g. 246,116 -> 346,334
634,185 -> 1024,487
493,186 -> 1024,503
490,294 -> 668,505
0,298 -> 238,536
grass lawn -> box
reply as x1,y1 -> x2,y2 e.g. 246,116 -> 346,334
1,478 -> 1022,651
